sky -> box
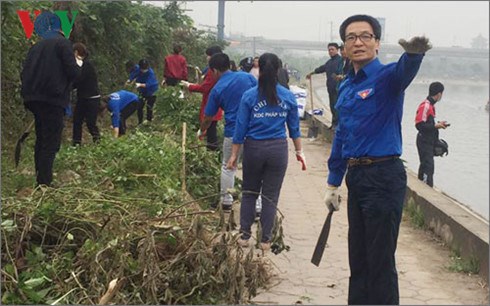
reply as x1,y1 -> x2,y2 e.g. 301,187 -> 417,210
150,1 -> 489,48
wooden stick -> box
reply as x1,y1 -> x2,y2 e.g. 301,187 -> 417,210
181,122 -> 187,195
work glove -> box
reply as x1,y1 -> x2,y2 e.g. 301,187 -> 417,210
75,56 -> 83,67
135,82 -> 144,88
324,185 -> 341,211
295,150 -> 307,171
398,36 -> 432,54
197,129 -> 207,141
180,80 -> 191,88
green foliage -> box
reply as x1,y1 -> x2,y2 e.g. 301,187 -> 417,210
1,0 -> 226,154
404,197 -> 425,228
448,249 -> 480,275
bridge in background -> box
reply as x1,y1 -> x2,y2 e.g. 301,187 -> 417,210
228,36 -> 489,59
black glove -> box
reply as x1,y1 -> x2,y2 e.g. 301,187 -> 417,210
398,36 -> 432,54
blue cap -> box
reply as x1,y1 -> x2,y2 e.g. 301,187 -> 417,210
34,12 -> 62,39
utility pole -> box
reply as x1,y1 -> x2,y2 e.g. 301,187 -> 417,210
217,0 -> 225,41
330,21 -> 333,42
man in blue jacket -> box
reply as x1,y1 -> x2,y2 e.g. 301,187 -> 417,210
323,15 -> 432,305
21,12 -> 80,187
135,59 -> 159,123
199,53 -> 257,211
101,90 -> 140,137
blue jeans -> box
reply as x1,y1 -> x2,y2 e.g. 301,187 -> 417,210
345,158 -> 406,305
240,138 -> 288,242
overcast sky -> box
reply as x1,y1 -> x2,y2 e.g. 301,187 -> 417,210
152,1 -> 489,48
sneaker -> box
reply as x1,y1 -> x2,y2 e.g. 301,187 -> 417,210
260,242 -> 271,252
238,238 -> 250,248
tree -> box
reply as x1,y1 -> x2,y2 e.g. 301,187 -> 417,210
471,34 -> 488,49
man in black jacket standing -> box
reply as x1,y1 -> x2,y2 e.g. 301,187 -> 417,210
72,42 -> 101,146
415,81 -> 449,187
306,42 -> 343,128
21,12 -> 80,186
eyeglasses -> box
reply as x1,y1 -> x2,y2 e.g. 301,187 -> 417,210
345,33 -> 376,44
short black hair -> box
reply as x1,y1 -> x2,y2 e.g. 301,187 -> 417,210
339,14 -> 382,42
173,44 -> 182,54
209,53 -> 230,72
429,82 -> 444,96
206,45 -> 222,56
328,42 -> 339,49
138,59 -> 149,70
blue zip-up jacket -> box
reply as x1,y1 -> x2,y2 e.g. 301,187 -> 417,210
327,53 -> 424,186
136,68 -> 158,97
107,90 -> 139,128
205,71 -> 257,137
128,64 -> 140,82
233,84 -> 301,144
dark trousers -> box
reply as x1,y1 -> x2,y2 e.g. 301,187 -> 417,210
206,121 -> 219,151
165,77 -> 180,86
240,138 -> 288,242
328,89 -> 338,127
72,97 -> 100,145
345,158 -> 406,305
119,101 -> 139,136
137,95 -> 156,123
24,102 -> 65,186
416,133 -> 435,187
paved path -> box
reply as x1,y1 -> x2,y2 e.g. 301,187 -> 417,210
244,126 -> 488,305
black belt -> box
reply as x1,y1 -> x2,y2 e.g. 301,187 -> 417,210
347,156 -> 399,167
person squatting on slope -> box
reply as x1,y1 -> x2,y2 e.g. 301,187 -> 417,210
101,90 -> 141,137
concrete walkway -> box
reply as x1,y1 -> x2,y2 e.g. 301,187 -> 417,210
245,127 -> 489,305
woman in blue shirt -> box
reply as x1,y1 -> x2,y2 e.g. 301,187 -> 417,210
226,53 -> 306,251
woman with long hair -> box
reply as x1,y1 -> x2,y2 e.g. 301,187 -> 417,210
226,53 -> 306,251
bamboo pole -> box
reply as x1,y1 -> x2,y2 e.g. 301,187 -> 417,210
181,122 -> 187,195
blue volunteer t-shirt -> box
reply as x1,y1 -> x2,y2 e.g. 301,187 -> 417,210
108,90 -> 139,128
136,68 -> 159,97
233,84 -> 301,144
204,71 -> 257,137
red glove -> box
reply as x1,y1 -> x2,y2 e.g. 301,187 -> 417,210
296,150 -> 307,171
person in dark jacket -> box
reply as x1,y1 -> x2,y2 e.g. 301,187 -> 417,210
277,58 -> 290,89
135,59 -> 159,123
415,82 -> 449,187
72,42 -> 101,146
21,12 -> 80,186
306,42 -> 343,127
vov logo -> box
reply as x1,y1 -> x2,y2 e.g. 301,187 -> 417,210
17,10 -> 78,39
